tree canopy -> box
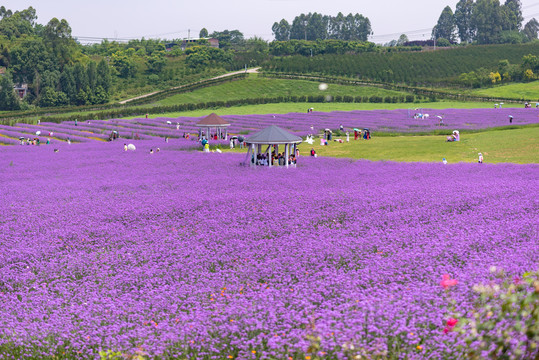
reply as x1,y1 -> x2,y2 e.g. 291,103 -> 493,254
273,12 -> 372,41
439,0 -> 534,44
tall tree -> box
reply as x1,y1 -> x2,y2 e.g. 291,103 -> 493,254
290,13 -> 309,40
43,17 -> 76,67
306,13 -> 328,41
59,65 -> 76,102
87,60 -> 97,90
455,0 -> 476,42
199,28 -> 208,38
0,70 -> 20,110
73,63 -> 88,91
501,0 -> 523,31
522,18 -> 539,41
272,19 -> 291,41
96,58 -> 112,93
433,6 -> 457,41
472,0 -> 503,44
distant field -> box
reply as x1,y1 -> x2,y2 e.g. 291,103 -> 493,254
156,74 -> 411,106
128,101 -> 523,119
226,126 -> 539,164
468,81 -> 539,100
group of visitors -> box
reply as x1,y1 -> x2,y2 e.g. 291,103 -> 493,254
182,132 -> 191,140
353,129 -> 370,140
229,137 -> 245,149
108,131 -> 119,141
19,137 -> 48,145
253,153 -> 296,166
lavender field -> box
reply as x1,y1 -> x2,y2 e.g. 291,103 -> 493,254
0,107 -> 538,147
0,142 -> 537,359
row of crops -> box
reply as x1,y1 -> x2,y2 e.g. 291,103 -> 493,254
265,43 -> 539,84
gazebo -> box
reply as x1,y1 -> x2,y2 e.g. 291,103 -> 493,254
196,113 -> 230,140
244,125 -> 302,168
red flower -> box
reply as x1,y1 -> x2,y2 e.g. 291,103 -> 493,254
446,318 -> 458,327
440,274 -> 458,289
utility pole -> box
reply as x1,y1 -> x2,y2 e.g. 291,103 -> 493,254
433,28 -> 436,51
188,29 -> 190,40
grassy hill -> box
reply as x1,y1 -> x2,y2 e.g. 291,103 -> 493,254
155,74 -> 412,106
467,81 -> 539,101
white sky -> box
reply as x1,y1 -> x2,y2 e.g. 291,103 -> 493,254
3,0 -> 539,43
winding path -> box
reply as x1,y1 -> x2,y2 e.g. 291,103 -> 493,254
118,67 -> 260,105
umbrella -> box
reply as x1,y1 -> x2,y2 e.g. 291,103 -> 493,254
127,144 -> 136,151
166,121 -> 172,124
230,136 -> 238,139
353,128 -> 360,131
35,131 -> 41,135
437,116 -> 443,119
500,102 -> 504,105
19,136 -> 25,140
238,136 -> 244,142
324,128 -> 330,131
364,128 -> 370,131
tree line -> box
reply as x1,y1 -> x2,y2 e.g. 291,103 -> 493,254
433,0 -> 538,44
272,12 -> 372,41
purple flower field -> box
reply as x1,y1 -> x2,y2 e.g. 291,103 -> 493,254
0,143 -> 537,359
0,107 -> 537,147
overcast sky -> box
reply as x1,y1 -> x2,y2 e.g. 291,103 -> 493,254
3,0 -> 539,43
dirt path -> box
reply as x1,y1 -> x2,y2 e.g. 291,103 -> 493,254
118,67 -> 260,105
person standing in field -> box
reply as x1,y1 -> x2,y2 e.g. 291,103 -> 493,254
478,153 -> 483,164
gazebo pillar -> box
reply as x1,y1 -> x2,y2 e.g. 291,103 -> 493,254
285,143 -> 289,168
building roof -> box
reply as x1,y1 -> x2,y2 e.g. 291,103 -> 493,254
196,113 -> 231,127
246,125 -> 302,145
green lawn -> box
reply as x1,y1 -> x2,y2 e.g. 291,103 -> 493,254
126,101 -> 523,119
468,81 -> 539,101
156,74 -> 411,106
226,126 -> 539,164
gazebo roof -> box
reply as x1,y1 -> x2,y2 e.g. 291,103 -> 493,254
196,113 -> 230,127
246,125 -> 302,145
